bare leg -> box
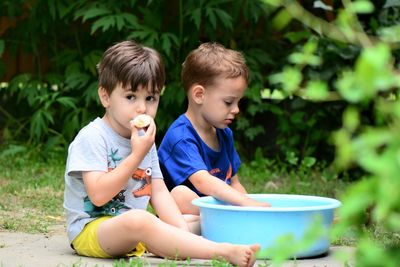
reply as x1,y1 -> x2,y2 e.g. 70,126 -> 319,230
170,185 -> 200,215
171,185 -> 201,234
183,214 -> 201,235
97,209 -> 259,267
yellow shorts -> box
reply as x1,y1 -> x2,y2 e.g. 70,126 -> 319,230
72,216 -> 146,258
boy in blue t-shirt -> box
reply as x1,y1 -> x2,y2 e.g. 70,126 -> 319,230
158,42 -> 270,218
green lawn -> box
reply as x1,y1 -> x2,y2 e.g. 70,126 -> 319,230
0,151 -> 65,233
0,149 -> 348,234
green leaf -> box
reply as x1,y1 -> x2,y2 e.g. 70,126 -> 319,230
206,8 -> 217,29
284,31 -> 312,43
47,0 -> 57,19
270,89 -> 285,100
75,6 -> 111,22
354,43 -> 394,96
0,145 -> 28,159
357,238 -> 392,266
30,109 -> 53,140
332,129 -> 354,168
304,80 -> 328,101
65,72 -> 91,90
161,33 -> 179,57
0,40 -> 4,57
244,125 -> 265,141
83,50 -> 102,75
261,88 -> 271,99
270,67 -> 302,95
115,14 -> 125,31
271,8 -> 292,30
214,8 -> 233,30
190,9 -> 201,29
127,27 -> 158,47
349,0 -> 374,14
355,140 -> 395,176
56,97 -> 77,110
161,35 -> 172,57
289,52 -> 321,66
336,71 -> 365,103
91,15 -> 115,34
384,0 -> 400,7
286,151 -> 298,165
302,157 -> 316,168
83,81 -> 100,106
262,0 -> 281,7
121,13 -> 138,28
378,24 -> 400,43
343,106 -> 359,132
338,178 -> 375,224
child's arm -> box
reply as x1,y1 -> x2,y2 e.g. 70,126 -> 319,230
190,170 -> 270,207
150,179 -> 190,231
83,121 -> 156,206
230,175 -> 247,194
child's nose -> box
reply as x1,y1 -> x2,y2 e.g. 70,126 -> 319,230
231,104 -> 240,114
136,100 -> 147,113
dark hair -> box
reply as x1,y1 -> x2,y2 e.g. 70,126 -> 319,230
181,42 -> 249,92
97,40 -> 165,95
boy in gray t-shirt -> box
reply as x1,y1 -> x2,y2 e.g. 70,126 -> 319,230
63,40 -> 259,267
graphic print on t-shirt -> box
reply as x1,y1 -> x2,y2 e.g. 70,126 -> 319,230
108,148 -> 122,168
209,164 -> 232,184
84,190 -> 128,217
225,164 -> 232,183
132,167 -> 152,197
83,147 -> 152,217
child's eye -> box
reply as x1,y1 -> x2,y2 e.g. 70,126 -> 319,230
126,95 -> 136,100
146,95 -> 157,102
224,101 -> 233,106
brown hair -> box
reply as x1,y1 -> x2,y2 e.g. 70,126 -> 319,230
181,42 -> 249,92
97,40 -> 165,95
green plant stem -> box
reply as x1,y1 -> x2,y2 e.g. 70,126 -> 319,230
282,1 -> 379,47
0,104 -> 14,120
179,0 -> 183,44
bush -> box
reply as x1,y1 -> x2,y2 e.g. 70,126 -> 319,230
262,1 -> 400,266
0,0 -> 357,163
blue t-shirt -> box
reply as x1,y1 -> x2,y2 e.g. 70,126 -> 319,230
158,114 -> 241,196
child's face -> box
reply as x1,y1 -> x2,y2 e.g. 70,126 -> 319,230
201,76 -> 246,129
101,83 -> 160,138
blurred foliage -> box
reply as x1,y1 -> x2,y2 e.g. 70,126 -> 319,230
262,0 -> 400,266
0,0 -> 347,163
0,0 -> 279,157
2,0 -> 395,164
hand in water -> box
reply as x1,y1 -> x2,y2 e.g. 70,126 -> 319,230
245,197 -> 271,208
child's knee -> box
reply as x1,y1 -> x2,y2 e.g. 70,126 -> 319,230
171,185 -> 196,200
123,209 -> 156,232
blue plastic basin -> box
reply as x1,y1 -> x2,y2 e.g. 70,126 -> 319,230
192,194 -> 341,259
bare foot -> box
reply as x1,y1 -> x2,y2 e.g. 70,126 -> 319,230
222,243 -> 260,267
247,244 -> 260,267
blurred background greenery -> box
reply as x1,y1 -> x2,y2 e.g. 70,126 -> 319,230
0,0 -> 350,161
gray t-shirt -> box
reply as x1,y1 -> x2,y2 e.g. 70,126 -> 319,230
63,117 -> 163,243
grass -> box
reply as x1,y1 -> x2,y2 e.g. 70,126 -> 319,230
238,156 -> 348,199
0,148 -> 349,234
68,257 -> 235,267
0,151 -> 65,233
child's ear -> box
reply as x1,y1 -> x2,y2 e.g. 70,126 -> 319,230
98,87 -> 110,108
191,84 -> 205,104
